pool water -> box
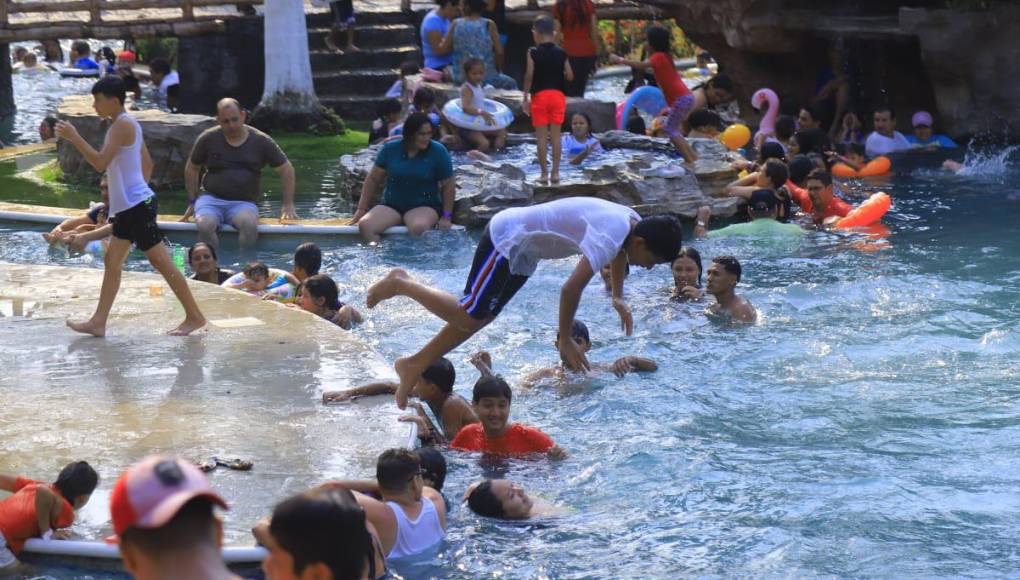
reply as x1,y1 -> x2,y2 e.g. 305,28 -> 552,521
3,148 -> 1020,577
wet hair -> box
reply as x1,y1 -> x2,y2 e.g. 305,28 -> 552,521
54,461 -> 99,501
758,141 -> 786,163
625,115 -> 646,135
555,319 -> 590,346
187,242 -> 217,265
465,0 -> 487,16
762,159 -> 789,189
674,247 -> 703,285
533,15 -> 556,36
399,60 -> 420,77
774,115 -> 796,141
43,116 -> 58,132
421,357 -> 455,394
413,86 -> 436,109
377,98 -> 402,119
23,52 -> 37,66
801,103 -> 826,127
149,58 -> 172,77
874,105 -> 896,119
467,481 -> 505,518
688,109 -> 721,131
794,128 -> 830,156
417,448 -> 447,491
243,261 -> 269,279
646,26 -> 671,54
120,498 -> 217,556
270,487 -> 375,580
293,242 -> 322,276
376,449 -> 420,493
712,255 -> 742,282
472,375 -> 512,404
72,41 -> 91,57
462,57 -> 485,76
91,75 -> 127,104
704,73 -> 734,95
569,111 -> 593,136
101,46 -> 116,64
630,215 -> 683,263
303,274 -> 340,310
787,154 -> 814,185
402,113 -> 433,153
806,168 -> 832,187
846,142 -> 866,158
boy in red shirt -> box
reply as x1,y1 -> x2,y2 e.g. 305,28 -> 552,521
451,375 -> 567,459
0,461 -> 99,570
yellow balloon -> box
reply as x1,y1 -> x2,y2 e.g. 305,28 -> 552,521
720,124 -> 751,150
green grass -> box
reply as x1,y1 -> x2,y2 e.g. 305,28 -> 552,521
273,131 -> 370,160
35,160 -> 63,184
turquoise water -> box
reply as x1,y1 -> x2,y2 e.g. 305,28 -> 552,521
3,150 -> 1020,577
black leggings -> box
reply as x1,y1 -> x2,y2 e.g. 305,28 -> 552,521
565,56 -> 597,98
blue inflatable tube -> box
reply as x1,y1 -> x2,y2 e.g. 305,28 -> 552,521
616,86 -> 667,130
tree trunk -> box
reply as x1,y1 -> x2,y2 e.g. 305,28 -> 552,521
0,44 -> 14,145
251,0 -> 342,133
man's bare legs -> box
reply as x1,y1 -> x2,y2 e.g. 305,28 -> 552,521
67,237 -> 133,337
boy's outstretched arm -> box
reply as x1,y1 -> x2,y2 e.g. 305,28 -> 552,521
611,356 -> 658,377
323,381 -> 398,404
558,258 -> 595,372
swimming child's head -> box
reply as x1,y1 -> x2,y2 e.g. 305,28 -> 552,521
758,141 -> 786,164
758,159 -> 788,190
775,115 -> 796,142
555,320 -> 591,353
702,73 -> 735,105
845,142 -> 866,165
22,52 -> 37,68
463,57 -> 485,85
54,461 -> 99,509
672,246 -> 703,289
415,357 -> 456,398
466,479 -> 533,520
187,242 -> 218,276
787,154 -> 814,186
600,262 -> 629,291
243,261 -> 270,291
377,98 -> 402,123
624,215 -> 683,268
706,255 -> 742,296
293,242 -> 322,280
417,448 -> 447,492
687,109 -> 721,137
646,25 -> 671,54
412,86 -> 436,111
72,40 -> 91,58
532,15 -> 556,42
299,274 -> 339,314
376,449 -> 422,495
472,375 -> 512,433
90,75 -> 128,115
569,112 -> 593,139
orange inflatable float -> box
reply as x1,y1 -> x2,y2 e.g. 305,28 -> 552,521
835,192 -> 891,229
832,156 -> 891,178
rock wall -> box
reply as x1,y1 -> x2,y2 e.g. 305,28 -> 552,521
56,96 -> 216,188
177,17 -> 265,116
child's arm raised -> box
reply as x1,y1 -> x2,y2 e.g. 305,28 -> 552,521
323,381 -> 398,404
55,116 -> 131,172
558,258 -> 596,371
469,351 -> 495,377
611,356 -> 658,377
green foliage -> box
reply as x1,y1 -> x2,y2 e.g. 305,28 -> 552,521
598,19 -> 697,59
133,38 -> 179,65
272,131 -> 370,160
35,160 -> 63,184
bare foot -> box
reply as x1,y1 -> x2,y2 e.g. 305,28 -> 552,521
550,172 -> 561,184
366,268 -> 410,309
67,318 -> 105,337
346,44 -> 361,52
537,172 -> 549,184
466,150 -> 492,163
394,356 -> 423,410
168,317 -> 207,336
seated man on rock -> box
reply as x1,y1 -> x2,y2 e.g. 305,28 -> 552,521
182,98 -> 297,250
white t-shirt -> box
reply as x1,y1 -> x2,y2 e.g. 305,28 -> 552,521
561,134 -> 602,157
158,70 -> 180,99
864,130 -> 911,157
489,197 -> 640,276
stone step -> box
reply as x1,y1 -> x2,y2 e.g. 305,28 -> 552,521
313,68 -> 399,95
306,9 -> 409,28
319,94 -> 395,121
307,24 -> 417,49
309,46 -> 420,70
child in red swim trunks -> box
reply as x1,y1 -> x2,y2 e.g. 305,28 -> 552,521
523,15 -> 573,184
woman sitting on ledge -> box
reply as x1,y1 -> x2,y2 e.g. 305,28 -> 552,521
351,113 -> 455,243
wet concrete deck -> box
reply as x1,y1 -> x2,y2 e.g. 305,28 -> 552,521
0,261 -> 410,545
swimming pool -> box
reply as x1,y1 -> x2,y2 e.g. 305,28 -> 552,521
3,146 -> 1020,577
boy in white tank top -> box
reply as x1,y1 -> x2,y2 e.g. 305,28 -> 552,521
56,76 -> 206,336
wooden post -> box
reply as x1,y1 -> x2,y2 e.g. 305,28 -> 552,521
0,44 -> 14,145
0,0 -> 7,28
182,0 -> 194,21
90,0 -> 102,25
614,20 -> 622,56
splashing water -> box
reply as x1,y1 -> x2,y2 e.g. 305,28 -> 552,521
953,143 -> 1020,177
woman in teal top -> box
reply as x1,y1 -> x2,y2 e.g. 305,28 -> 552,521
352,113 -> 456,243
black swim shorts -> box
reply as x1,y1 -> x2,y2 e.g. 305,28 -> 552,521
111,197 -> 163,252
458,225 -> 529,320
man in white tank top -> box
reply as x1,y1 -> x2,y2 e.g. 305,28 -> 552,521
55,76 -> 206,337
325,449 -> 447,560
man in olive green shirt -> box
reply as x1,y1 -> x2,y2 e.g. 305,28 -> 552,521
694,190 -> 805,239
182,98 -> 297,250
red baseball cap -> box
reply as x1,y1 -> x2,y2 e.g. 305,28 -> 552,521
117,50 -> 136,62
110,456 -> 228,536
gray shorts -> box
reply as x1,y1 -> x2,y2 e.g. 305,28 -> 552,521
194,194 -> 258,227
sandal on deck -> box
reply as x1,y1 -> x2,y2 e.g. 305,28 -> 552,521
212,457 -> 254,471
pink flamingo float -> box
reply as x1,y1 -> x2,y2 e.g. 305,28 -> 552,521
750,88 -> 779,145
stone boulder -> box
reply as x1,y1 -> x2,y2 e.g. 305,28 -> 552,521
420,81 -> 617,134
56,95 -> 217,188
338,131 -> 744,228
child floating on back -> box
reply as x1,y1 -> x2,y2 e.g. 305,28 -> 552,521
522,15 -> 573,183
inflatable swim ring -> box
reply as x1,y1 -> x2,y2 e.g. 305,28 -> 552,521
682,67 -> 710,79
222,268 -> 296,301
832,156 -> 891,178
442,98 -> 513,131
59,68 -> 101,78
835,192 -> 891,229
616,85 -> 667,130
